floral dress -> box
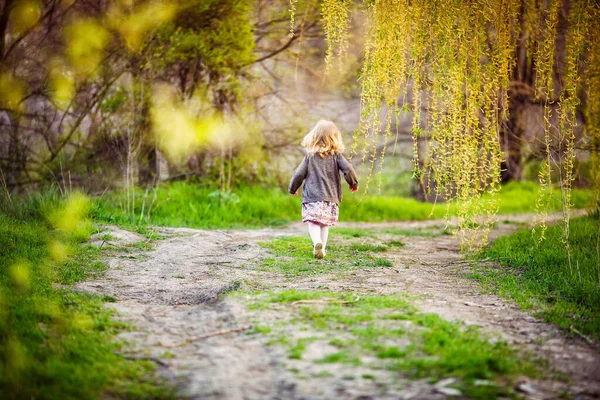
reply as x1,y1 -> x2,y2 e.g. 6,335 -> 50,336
302,201 -> 339,226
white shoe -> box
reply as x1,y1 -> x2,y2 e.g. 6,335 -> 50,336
314,243 -> 323,259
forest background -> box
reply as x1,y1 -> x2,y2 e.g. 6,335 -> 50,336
0,0 -> 597,225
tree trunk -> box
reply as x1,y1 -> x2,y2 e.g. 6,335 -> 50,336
500,83 -> 535,183
0,0 -> 14,62
500,6 -> 536,183
138,144 -> 159,187
132,69 -> 159,187
3,112 -> 26,190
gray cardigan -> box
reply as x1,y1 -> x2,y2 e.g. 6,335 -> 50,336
288,153 -> 358,203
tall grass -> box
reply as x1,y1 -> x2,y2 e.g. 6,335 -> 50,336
0,191 -> 174,399
474,215 -> 600,341
0,187 -> 63,222
91,180 -> 594,229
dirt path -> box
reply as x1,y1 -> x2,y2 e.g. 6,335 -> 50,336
77,215 -> 600,400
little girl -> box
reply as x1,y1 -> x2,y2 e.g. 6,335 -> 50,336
288,120 -> 359,259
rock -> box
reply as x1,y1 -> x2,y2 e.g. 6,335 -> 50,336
434,387 -> 462,397
398,388 -> 421,400
89,225 -> 145,248
515,381 -> 541,395
434,379 -> 462,397
435,378 -> 457,388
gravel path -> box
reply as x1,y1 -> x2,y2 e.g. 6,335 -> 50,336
77,215 -> 600,400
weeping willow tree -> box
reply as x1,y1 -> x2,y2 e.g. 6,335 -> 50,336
314,0 -> 600,252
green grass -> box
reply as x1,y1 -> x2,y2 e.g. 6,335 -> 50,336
90,182 -> 448,229
91,183 -> 299,229
473,215 -> 600,342
494,181 -> 593,214
242,230 -> 544,398
243,290 -> 539,399
258,236 -> 394,276
0,194 -> 175,399
348,243 -> 390,252
90,181 -> 593,230
333,226 -> 450,238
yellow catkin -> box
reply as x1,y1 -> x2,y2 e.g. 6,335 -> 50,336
558,0 -> 589,272
587,4 -> 600,217
533,0 -> 560,242
289,0 -> 298,38
321,0 -> 350,76
586,3 -> 600,286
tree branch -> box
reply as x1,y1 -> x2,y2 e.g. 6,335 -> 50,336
2,0 -> 77,62
250,20 -> 319,65
0,0 -> 14,60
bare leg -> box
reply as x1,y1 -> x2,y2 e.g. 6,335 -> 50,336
307,222 -> 322,245
320,225 -> 329,254
308,222 -> 324,259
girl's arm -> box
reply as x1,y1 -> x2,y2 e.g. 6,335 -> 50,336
288,155 -> 309,195
337,154 -> 358,190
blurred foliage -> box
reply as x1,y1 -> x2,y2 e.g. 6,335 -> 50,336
0,191 -> 175,398
155,0 -> 254,82
0,0 -> 260,191
9,0 -> 41,33
108,1 -> 177,51
0,72 -> 25,111
64,18 -> 110,76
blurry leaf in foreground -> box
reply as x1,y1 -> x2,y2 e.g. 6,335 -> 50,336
5,337 -> 27,373
48,240 -> 69,262
108,0 -> 177,51
70,311 -> 93,332
0,72 -> 26,111
205,108 -> 262,157
9,262 -> 30,292
34,295 -> 62,321
10,0 -> 42,34
49,61 -> 75,109
48,192 -> 90,237
64,18 -> 110,75
152,83 -> 216,163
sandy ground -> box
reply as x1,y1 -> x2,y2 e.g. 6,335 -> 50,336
77,214 -> 600,400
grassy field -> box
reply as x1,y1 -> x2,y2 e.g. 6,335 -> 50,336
472,215 -> 600,342
91,181 -> 594,229
238,234 -> 540,399
1,183 -> 596,397
259,236 -> 398,276
0,193 -> 174,399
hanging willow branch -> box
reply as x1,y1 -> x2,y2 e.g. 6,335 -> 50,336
314,0 -> 600,251
320,0 -> 350,76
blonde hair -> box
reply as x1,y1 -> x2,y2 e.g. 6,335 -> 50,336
301,120 -> 345,157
